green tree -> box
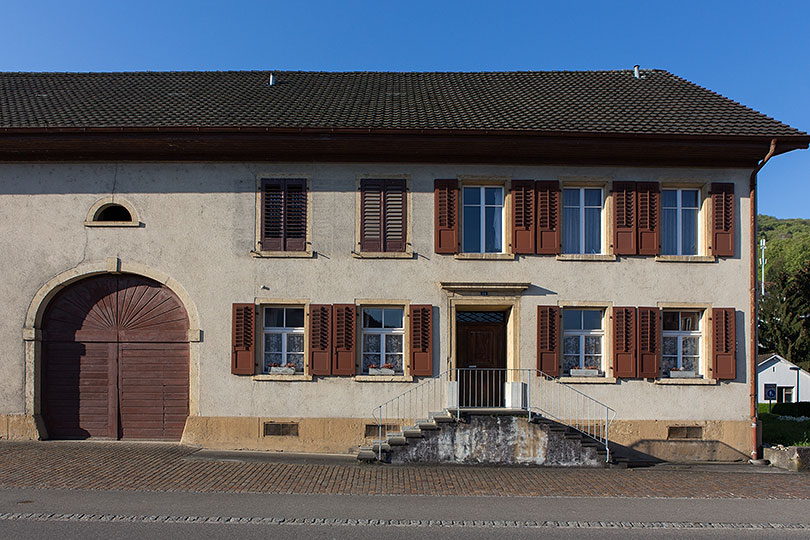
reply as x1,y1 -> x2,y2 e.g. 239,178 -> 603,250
758,265 -> 810,371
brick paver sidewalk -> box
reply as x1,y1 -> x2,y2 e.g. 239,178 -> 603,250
1,441 -> 807,499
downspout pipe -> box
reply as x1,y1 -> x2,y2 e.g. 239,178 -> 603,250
749,138 -> 777,460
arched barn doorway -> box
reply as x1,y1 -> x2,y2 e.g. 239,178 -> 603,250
41,274 -> 189,440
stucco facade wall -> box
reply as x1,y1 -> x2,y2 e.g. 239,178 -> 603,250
0,162 -> 752,445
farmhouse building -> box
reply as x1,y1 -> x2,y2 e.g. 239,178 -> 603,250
1,69 -> 808,462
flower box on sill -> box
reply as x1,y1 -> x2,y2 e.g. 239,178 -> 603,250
368,368 -> 396,376
269,366 -> 296,375
570,368 -> 600,377
669,370 -> 698,379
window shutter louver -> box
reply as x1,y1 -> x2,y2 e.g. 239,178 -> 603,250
231,303 -> 255,375
637,307 -> 660,378
712,308 -> 736,380
637,183 -> 660,256
511,180 -> 536,254
409,305 -> 433,376
434,179 -> 459,254
309,304 -> 332,375
360,179 -> 384,252
332,304 -> 356,376
613,307 -> 637,378
383,179 -> 407,252
284,179 -> 307,251
536,306 -> 560,376
536,181 -> 561,255
711,183 -> 735,257
613,182 -> 637,255
261,179 -> 285,251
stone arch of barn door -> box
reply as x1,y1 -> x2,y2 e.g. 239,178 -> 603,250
23,260 -> 201,441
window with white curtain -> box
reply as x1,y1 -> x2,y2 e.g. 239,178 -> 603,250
563,188 -> 602,254
662,189 -> 699,255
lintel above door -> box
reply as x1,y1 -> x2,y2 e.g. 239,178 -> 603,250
440,282 -> 531,297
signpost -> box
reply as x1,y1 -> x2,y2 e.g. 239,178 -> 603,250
764,383 -> 777,412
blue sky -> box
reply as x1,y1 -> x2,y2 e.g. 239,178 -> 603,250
3,0 -> 808,218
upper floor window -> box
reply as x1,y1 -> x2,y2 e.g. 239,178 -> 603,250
462,186 -> 504,253
262,307 -> 305,373
562,309 -> 604,376
563,188 -> 602,254
359,179 -> 407,253
260,178 -> 307,252
662,189 -> 699,255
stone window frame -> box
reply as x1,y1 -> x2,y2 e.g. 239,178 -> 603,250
354,299 -> 413,381
353,174 -> 414,259
251,174 -> 315,259
84,196 -> 140,227
252,298 -> 313,381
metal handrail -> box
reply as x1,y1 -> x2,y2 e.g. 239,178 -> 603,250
371,369 -> 451,460
372,367 -> 616,462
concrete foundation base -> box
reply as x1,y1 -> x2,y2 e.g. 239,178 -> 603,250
0,414 -> 44,440
763,446 -> 810,472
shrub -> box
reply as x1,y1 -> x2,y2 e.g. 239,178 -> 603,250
770,402 -> 810,418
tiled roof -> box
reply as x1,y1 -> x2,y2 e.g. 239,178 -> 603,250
0,70 -> 806,137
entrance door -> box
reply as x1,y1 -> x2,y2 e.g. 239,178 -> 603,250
42,274 -> 189,440
456,311 -> 507,407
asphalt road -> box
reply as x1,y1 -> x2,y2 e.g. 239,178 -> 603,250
1,488 -> 809,539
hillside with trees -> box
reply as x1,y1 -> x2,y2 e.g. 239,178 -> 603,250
758,214 -> 810,371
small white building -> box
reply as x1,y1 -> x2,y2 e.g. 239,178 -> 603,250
758,354 -> 810,403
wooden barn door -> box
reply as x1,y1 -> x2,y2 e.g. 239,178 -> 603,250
42,274 -> 189,441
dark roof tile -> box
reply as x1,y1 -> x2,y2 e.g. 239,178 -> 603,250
0,70 -> 805,137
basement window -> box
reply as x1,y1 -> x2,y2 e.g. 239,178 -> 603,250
667,426 -> 703,440
95,204 -> 132,222
364,424 -> 399,438
263,422 -> 299,437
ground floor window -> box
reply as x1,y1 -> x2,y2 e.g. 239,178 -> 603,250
662,310 -> 701,377
263,307 -> 305,373
563,309 -> 603,376
361,307 -> 404,374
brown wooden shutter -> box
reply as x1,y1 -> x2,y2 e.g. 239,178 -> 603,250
613,307 -> 637,378
712,308 -> 736,379
511,180 -> 536,254
614,182 -> 637,255
309,304 -> 332,375
637,307 -> 660,378
360,179 -> 384,252
536,306 -> 560,376
711,183 -> 735,257
284,179 -> 307,251
536,181 -> 560,255
231,303 -> 255,375
383,179 -> 407,252
637,182 -> 660,256
409,305 -> 433,376
332,304 -> 356,376
261,179 -> 284,251
434,179 -> 459,254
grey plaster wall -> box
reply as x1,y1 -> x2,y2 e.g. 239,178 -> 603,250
0,162 -> 752,422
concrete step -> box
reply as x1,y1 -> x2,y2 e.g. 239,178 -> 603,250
430,411 -> 456,423
402,427 -> 423,438
370,440 -> 390,452
386,433 -> 408,446
356,447 -> 377,461
415,419 -> 439,430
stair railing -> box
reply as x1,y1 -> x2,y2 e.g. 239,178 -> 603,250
371,369 -> 451,460
528,370 -> 617,462
371,367 -> 616,463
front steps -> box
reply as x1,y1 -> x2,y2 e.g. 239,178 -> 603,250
358,411 -> 609,467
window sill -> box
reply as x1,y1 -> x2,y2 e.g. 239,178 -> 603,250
655,377 -> 717,386
355,375 -> 413,382
352,250 -> 414,259
560,376 -> 617,384
556,254 -> 616,262
453,253 -> 516,261
252,374 -> 313,381
84,221 -> 140,228
251,250 -> 314,259
655,255 -> 715,263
